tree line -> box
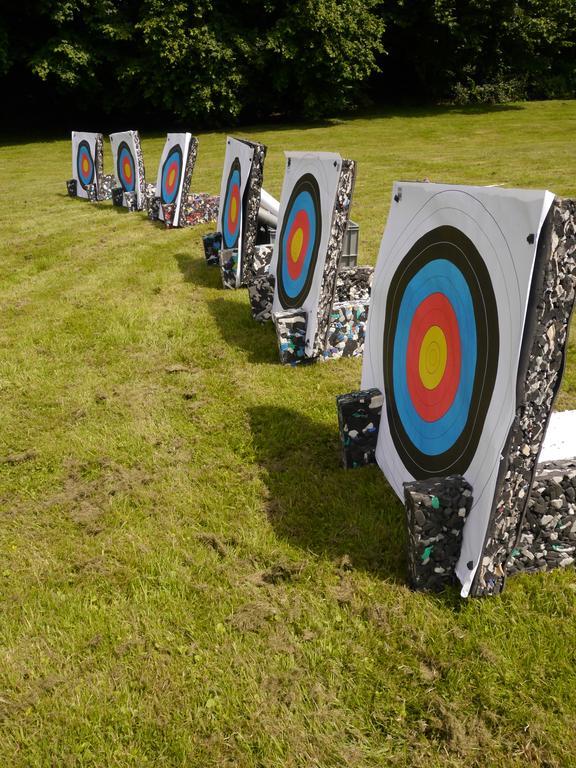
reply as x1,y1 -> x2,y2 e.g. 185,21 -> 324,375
2,0 -> 575,129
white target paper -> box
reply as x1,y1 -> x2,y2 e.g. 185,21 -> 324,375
155,133 -> 192,224
109,130 -> 145,209
72,131 -> 102,200
361,181 -> 554,597
270,151 -> 342,356
217,137 -> 255,286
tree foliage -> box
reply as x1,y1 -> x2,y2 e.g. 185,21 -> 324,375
379,0 -> 576,104
0,0 -> 574,127
0,0 -> 384,125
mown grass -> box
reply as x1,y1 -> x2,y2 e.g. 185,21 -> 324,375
1,101 -> 576,767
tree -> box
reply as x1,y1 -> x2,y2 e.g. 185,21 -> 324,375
0,0 -> 384,126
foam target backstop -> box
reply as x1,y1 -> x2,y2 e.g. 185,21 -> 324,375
155,133 -> 198,226
362,181 -> 562,597
109,130 -> 146,210
217,137 -> 258,287
270,152 -> 355,357
71,132 -> 104,201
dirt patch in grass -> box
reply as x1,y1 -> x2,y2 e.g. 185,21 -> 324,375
44,457 -> 153,530
229,601 -> 277,632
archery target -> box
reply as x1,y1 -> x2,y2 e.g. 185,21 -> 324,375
155,133 -> 192,224
217,137 -> 256,286
109,131 -> 145,208
71,131 -> 102,200
117,142 -> 135,191
77,141 -> 94,188
222,158 -> 241,248
362,182 -> 554,596
160,146 -> 182,204
384,224 -> 499,478
276,173 -> 322,309
270,152 -> 343,355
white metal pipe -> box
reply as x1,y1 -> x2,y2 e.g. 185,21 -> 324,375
258,206 -> 277,227
260,188 -> 280,216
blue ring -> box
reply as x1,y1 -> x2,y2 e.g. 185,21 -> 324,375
392,259 -> 477,456
118,146 -> 135,191
161,149 -> 182,204
77,144 -> 94,187
223,168 -> 241,247
280,190 -> 317,299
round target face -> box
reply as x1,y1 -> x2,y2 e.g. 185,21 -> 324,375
117,141 -> 136,192
76,140 -> 95,189
222,158 -> 242,248
383,225 -> 499,479
160,145 -> 183,205
277,173 -> 322,309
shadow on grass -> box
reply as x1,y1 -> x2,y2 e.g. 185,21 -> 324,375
174,252 -> 222,289
345,102 -> 525,122
207,296 -> 278,364
236,103 -> 527,136
0,103 -> 529,149
249,404 -> 407,582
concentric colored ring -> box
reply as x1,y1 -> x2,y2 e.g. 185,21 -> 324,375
76,140 -> 94,189
222,158 -> 241,248
160,145 -> 183,205
117,141 -> 136,192
406,292 -> 461,422
383,225 -> 499,478
277,173 -> 322,309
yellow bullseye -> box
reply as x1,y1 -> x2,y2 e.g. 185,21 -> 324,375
82,157 -> 89,173
419,325 -> 447,390
290,227 -> 304,262
168,168 -> 176,188
231,196 -> 238,223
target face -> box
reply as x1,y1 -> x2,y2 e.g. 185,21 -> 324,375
277,174 -> 322,309
222,158 -> 242,248
117,141 -> 136,192
384,225 -> 499,478
362,181 -> 555,597
76,140 -> 95,189
160,145 -> 183,205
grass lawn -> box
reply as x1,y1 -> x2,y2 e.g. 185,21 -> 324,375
1,100 -> 576,767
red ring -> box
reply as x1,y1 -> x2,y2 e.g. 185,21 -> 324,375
406,293 -> 461,422
165,161 -> 179,194
227,184 -> 240,235
286,209 -> 310,280
123,158 -> 133,184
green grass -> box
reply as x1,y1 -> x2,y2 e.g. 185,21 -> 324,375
1,101 -> 576,767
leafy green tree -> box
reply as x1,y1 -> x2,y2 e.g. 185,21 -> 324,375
378,0 -> 576,104
0,0 -> 384,125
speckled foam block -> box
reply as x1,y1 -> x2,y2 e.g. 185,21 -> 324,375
240,141 -> 267,286
334,266 -> 373,303
507,460 -> 576,575
472,199 -> 576,596
219,248 -> 239,290
248,246 -> 275,322
404,476 -> 473,592
203,232 -> 222,266
506,410 -> 576,577
174,137 -> 199,227
336,388 -> 383,469
311,160 -> 357,357
274,310 -> 307,365
323,301 -> 369,361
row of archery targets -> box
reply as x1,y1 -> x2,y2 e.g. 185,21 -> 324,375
68,130 -> 218,225
68,130 -> 576,598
